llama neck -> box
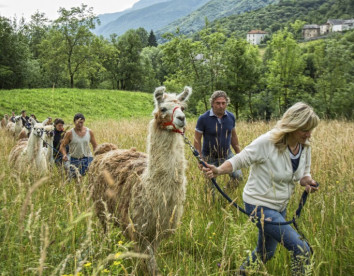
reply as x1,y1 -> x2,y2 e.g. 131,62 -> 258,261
145,120 -> 186,186
15,122 -> 22,133
46,139 -> 53,163
26,133 -> 43,161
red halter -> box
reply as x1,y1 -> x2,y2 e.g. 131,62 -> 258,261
162,106 -> 184,134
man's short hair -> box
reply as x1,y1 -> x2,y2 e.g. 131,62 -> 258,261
209,90 -> 230,106
73,113 -> 85,122
21,110 -> 26,113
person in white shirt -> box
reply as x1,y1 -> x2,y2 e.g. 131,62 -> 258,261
60,113 -> 97,178
203,102 -> 320,275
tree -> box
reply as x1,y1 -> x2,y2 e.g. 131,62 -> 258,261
41,4 -> 98,88
266,29 -> 308,113
116,29 -> 144,90
313,38 -> 353,118
100,34 -> 121,89
24,12 -> 50,59
139,47 -> 160,92
0,16 -> 30,89
221,38 -> 262,119
289,19 -> 306,40
148,30 -> 158,47
136,27 -> 149,48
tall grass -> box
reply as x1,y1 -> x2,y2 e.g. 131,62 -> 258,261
0,119 -> 352,275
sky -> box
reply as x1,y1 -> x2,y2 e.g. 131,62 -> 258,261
0,0 -> 140,21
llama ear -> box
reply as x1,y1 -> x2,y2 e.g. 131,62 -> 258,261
154,86 -> 166,105
177,86 -> 192,102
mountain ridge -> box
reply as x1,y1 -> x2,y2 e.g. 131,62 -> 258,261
95,0 -> 209,37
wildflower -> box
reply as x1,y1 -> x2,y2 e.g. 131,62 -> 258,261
103,269 -> 110,273
84,262 -> 92,267
115,252 -> 122,258
336,181 -> 339,184
113,261 -> 121,266
118,240 -> 123,245
212,232 -> 216,235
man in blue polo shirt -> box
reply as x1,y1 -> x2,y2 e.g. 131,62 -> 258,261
194,90 -> 243,184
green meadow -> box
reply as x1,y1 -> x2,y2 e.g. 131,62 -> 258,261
0,89 -> 353,275
0,88 -> 155,122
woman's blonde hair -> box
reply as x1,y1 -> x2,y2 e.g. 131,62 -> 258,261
270,102 -> 320,150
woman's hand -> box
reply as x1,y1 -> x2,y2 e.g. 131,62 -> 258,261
300,176 -> 319,193
62,154 -> 68,162
202,163 -> 219,179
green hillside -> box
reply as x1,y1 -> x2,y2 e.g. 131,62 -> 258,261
208,0 -> 354,38
0,89 -> 154,122
156,0 -> 279,39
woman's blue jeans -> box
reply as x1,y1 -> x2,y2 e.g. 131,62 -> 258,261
240,202 -> 311,275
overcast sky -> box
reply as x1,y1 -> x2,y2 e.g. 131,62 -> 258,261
0,0 -> 140,21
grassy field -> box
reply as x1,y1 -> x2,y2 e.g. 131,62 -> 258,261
0,88 -> 155,122
0,90 -> 353,275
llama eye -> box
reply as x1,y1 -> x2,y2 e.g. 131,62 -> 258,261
180,106 -> 185,111
160,107 -> 167,112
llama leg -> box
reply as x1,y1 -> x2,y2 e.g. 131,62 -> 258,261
146,244 -> 162,276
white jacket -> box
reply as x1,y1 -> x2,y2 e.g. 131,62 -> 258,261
228,131 -> 311,212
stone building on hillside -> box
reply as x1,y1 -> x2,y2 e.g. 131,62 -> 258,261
303,19 -> 354,40
247,30 -> 268,45
328,19 -> 354,32
303,24 -> 321,39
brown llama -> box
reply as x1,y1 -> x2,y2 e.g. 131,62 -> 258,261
88,86 -> 192,274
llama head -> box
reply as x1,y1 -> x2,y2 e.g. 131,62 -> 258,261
28,117 -> 37,127
14,116 -> 22,123
31,123 -> 45,138
153,86 -> 192,133
43,125 -> 55,141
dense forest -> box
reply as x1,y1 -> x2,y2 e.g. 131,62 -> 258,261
0,0 -> 353,119
156,0 -> 279,39
206,0 -> 354,39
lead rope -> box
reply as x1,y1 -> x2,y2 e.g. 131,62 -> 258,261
181,133 -> 317,253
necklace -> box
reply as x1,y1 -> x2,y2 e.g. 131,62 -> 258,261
289,143 -> 299,155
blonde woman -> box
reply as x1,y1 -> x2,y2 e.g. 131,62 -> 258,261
203,102 -> 320,275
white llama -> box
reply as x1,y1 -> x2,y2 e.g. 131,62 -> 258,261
14,116 -> 23,138
1,114 -> 9,129
9,123 -> 48,174
88,86 -> 192,274
41,125 -> 55,165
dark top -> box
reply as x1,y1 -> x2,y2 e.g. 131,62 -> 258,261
53,129 -> 68,160
289,144 -> 303,172
21,116 -> 29,127
195,109 -> 236,159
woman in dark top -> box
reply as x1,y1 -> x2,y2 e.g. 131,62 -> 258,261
53,118 -> 68,166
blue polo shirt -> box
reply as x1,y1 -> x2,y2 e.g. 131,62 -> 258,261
195,109 -> 236,159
